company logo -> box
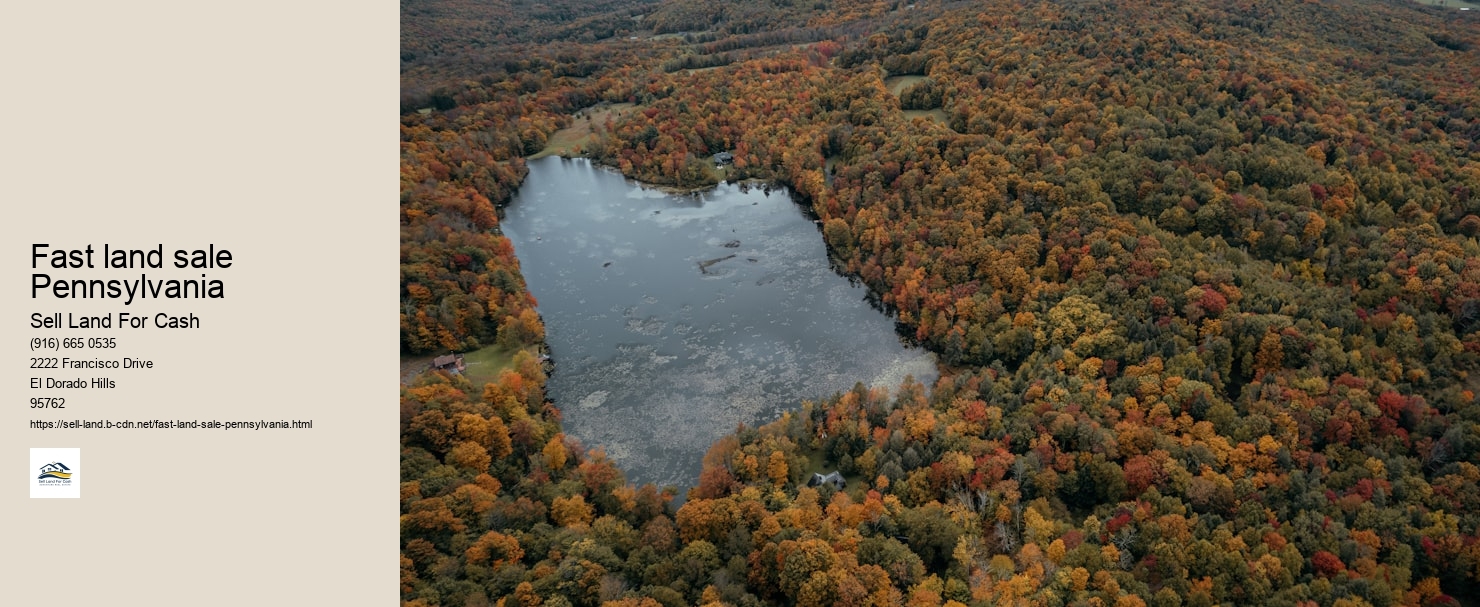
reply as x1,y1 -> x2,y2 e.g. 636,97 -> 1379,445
38,461 -> 73,481
30,447 -> 81,498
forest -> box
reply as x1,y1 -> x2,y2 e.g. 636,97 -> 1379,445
401,0 -> 1480,605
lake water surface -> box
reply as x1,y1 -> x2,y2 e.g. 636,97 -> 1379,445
502,157 -> 936,488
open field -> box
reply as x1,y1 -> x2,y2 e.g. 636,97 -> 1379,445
883,74 -> 927,96
460,344 -> 524,390
402,343 -> 530,390
531,103 -> 635,159
904,108 -> 950,124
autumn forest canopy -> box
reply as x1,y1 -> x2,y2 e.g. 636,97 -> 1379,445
400,1 -> 1480,606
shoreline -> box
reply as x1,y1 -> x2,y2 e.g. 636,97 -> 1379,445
531,152 -> 779,196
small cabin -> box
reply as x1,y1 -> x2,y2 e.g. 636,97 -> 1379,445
432,353 -> 466,373
808,471 -> 846,490
712,151 -> 734,165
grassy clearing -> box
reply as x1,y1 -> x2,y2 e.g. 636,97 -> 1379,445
403,343 -> 534,389
707,162 -> 730,183
460,344 -> 524,390
884,74 -> 927,96
531,102 -> 636,159
803,447 -> 829,477
904,108 -> 950,124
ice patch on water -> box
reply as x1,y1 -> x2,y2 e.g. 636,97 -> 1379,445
870,353 -> 940,390
579,390 -> 609,409
624,315 -> 666,336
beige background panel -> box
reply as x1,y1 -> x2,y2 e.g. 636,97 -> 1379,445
1,2 -> 397,604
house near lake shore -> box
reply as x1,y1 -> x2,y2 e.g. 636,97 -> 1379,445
432,353 -> 466,373
808,471 -> 846,490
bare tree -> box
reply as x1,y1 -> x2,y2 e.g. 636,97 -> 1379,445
995,521 -> 1017,552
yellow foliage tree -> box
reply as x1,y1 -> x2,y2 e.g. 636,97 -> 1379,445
544,434 -> 568,470
768,450 -> 790,486
1256,331 -> 1285,374
465,530 -> 523,569
551,494 -> 594,528
447,441 -> 491,473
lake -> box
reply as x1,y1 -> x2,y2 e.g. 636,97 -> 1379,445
502,157 -> 937,489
